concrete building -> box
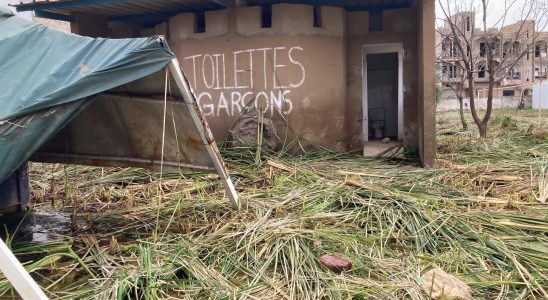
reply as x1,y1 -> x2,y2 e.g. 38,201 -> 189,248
32,15 -> 70,31
437,12 -> 548,110
13,0 -> 436,167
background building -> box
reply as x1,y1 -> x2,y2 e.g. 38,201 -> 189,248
436,11 -> 548,110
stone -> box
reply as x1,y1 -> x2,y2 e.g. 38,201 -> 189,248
419,268 -> 473,300
227,108 -> 281,150
381,137 -> 391,144
319,253 -> 352,273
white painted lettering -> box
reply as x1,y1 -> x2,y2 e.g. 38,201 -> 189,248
282,90 -> 293,114
233,50 -> 248,88
202,54 -> 215,89
197,92 -> 214,117
184,46 -> 306,117
256,48 -> 272,89
231,91 -> 243,115
217,92 -> 230,116
273,47 -> 289,89
289,47 -> 306,88
184,54 -> 202,87
213,54 -> 222,90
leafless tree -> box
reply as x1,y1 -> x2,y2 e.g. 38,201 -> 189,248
437,0 -> 548,137
436,59 -> 469,130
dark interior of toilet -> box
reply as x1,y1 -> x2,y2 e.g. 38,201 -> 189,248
367,52 -> 398,140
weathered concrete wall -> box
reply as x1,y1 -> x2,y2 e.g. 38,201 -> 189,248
167,4 -> 347,151
107,21 -> 143,38
70,13 -> 141,38
69,2 -> 434,163
33,16 -> 70,32
418,0 -> 436,167
437,97 -> 530,111
345,8 -> 419,150
70,13 -> 107,37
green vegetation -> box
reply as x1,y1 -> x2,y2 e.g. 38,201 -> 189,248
1,109 -> 547,299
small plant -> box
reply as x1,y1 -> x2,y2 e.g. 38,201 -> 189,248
404,146 -> 419,160
537,164 -> 547,203
501,116 -> 517,130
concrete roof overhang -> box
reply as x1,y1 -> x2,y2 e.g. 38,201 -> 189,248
12,0 -> 415,26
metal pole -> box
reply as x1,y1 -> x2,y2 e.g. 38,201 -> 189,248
539,57 -> 544,126
168,59 -> 240,210
0,239 -> 48,300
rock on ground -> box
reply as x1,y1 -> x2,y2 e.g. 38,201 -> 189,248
419,268 -> 473,300
319,253 -> 352,273
227,109 -> 281,150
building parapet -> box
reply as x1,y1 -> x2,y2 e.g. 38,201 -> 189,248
163,4 -> 345,42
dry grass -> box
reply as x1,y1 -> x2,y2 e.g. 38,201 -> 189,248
0,109 -> 547,299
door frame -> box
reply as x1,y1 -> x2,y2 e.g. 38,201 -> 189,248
362,43 -> 404,143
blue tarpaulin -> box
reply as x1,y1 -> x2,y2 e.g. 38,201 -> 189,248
0,8 -> 175,183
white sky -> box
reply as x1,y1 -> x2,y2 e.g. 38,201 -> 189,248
436,0 -> 547,29
1,0 -> 31,20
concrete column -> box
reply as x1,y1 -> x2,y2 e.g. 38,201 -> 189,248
70,13 -> 108,38
417,0 -> 436,167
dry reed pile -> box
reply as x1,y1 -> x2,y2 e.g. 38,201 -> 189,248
0,109 -> 546,299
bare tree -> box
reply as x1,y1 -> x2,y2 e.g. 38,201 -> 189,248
436,58 -> 469,130
437,0 -> 548,137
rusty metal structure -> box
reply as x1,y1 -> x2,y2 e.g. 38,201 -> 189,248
13,0 -> 415,24
0,8 -> 239,213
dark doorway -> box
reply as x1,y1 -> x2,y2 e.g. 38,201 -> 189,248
366,52 -> 398,139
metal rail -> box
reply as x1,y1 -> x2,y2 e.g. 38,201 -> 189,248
168,59 -> 240,210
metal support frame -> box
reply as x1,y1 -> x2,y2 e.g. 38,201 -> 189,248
0,239 -> 48,300
0,164 -> 30,213
16,0 -> 132,12
0,59 -> 238,300
34,10 -> 74,22
245,0 -> 415,11
32,153 -> 216,172
211,0 -> 233,8
15,0 -> 414,24
168,59 -> 240,210
16,0 -> 231,12
109,10 -> 189,22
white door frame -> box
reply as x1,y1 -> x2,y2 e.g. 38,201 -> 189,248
362,43 -> 404,143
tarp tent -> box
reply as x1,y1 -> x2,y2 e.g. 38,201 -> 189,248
0,7 -> 238,209
0,8 -> 241,299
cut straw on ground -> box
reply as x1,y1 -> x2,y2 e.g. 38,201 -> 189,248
0,109 -> 546,299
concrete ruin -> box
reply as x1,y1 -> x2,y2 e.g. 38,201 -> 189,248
15,0 -> 436,167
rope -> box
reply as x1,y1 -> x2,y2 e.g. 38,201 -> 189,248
154,67 -> 169,241
160,67 -> 169,179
